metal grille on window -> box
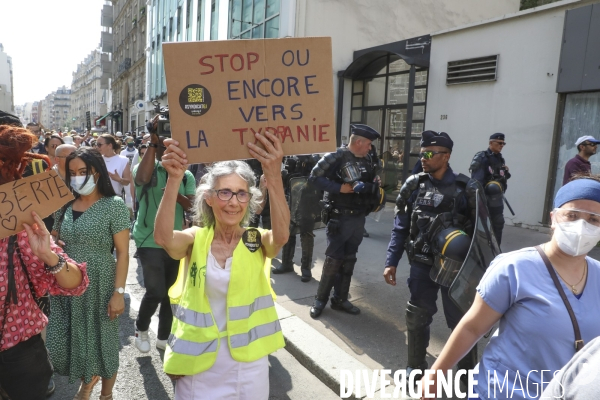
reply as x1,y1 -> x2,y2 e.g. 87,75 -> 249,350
446,55 -> 498,85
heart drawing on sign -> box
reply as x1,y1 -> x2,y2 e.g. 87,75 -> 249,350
1,215 -> 17,231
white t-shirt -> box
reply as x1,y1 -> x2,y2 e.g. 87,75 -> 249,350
120,147 -> 139,171
103,154 -> 130,195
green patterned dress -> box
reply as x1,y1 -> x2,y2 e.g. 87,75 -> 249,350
48,196 -> 130,383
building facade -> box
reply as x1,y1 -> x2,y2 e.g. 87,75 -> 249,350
0,43 -> 14,113
411,0 -> 600,229
71,50 -> 109,132
143,0 -> 519,127
40,87 -> 72,131
106,0 -> 147,134
14,104 -> 23,124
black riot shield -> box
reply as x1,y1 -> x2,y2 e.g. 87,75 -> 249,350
449,189 -> 501,314
289,176 -> 325,234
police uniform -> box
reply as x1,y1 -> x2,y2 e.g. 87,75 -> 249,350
246,159 -> 271,229
309,124 -> 381,319
469,133 -> 510,245
274,154 -> 321,282
385,131 -> 480,377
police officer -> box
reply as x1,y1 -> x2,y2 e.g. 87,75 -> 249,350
274,154 -> 321,282
383,131 -> 480,382
309,124 -> 381,318
246,158 -> 271,229
469,133 -> 510,245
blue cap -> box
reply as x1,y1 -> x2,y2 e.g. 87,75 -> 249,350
350,124 -> 381,141
490,133 -> 505,141
420,130 -> 453,150
554,178 -> 600,208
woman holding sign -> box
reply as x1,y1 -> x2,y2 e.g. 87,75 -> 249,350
153,130 -> 289,399
48,147 -> 131,400
0,124 -> 89,400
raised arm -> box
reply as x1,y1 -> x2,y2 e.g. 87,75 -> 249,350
135,127 -> 160,186
153,138 -> 196,260
420,294 -> 502,398
247,131 -> 289,258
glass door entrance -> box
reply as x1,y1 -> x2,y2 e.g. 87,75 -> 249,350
379,109 -> 423,199
349,56 -> 428,200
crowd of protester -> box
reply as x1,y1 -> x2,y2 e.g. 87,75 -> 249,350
1,110 -> 599,400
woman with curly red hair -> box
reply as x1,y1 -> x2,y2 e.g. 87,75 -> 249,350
0,124 -> 89,400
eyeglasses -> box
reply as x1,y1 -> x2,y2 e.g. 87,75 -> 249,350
553,208 -> 600,227
419,151 -> 449,160
492,141 -> 506,146
212,189 -> 253,203
584,142 -> 598,147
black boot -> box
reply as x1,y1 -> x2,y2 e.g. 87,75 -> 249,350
46,378 -> 55,397
405,302 -> 431,379
310,257 -> 343,319
273,235 -> 295,274
330,256 -> 360,315
299,232 -> 314,282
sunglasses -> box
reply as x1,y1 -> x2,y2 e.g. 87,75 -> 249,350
96,142 -> 108,147
419,151 -> 449,160
492,141 -> 506,146
584,142 -> 598,147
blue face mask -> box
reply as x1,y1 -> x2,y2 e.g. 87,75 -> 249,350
71,175 -> 97,196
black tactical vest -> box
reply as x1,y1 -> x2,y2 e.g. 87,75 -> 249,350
408,174 -> 469,259
485,151 -> 507,183
329,148 -> 377,211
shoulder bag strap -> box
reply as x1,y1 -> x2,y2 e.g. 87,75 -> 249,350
534,245 -> 584,352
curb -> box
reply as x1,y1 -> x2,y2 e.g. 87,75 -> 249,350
275,303 -> 415,400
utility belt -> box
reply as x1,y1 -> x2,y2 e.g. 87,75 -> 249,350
320,200 -> 366,222
405,240 -> 434,266
332,208 -> 365,216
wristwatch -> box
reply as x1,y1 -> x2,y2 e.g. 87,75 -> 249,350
115,287 -> 125,294
148,143 -> 158,148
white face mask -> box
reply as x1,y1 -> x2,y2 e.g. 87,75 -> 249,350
553,218 -> 600,256
71,175 -> 97,196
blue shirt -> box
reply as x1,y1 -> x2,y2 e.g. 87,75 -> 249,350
474,248 -> 600,399
385,167 -> 470,267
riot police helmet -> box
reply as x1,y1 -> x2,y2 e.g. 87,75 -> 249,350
430,228 -> 471,286
485,180 -> 503,197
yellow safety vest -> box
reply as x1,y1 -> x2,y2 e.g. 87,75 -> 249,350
163,226 -> 285,376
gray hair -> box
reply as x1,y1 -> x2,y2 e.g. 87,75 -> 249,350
191,160 -> 263,227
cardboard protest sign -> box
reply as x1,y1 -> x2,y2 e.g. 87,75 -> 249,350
0,170 -> 74,239
163,37 -> 336,164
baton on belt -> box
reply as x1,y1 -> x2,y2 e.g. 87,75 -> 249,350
503,195 -> 515,216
